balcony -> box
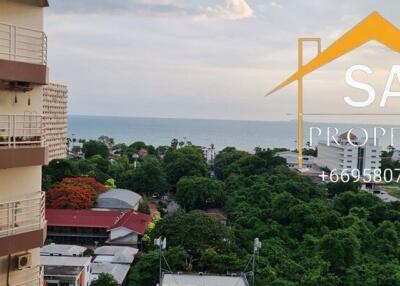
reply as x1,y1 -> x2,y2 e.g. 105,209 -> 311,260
0,22 -> 48,85
0,114 -> 48,169
0,192 -> 46,256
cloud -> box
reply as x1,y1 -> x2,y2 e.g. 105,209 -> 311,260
200,0 -> 253,20
49,0 -> 253,20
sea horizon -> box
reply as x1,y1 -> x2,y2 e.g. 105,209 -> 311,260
68,114 -> 398,152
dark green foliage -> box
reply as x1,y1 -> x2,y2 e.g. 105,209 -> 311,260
163,146 -> 207,186
175,176 -> 225,210
91,273 -> 118,286
119,156 -> 169,195
42,159 -> 79,190
82,140 -> 109,158
152,211 -> 234,258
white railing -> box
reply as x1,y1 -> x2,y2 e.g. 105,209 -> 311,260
0,22 -> 47,65
14,265 -> 43,286
0,114 -> 45,148
0,191 -> 45,238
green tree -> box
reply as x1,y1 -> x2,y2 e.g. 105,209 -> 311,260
176,176 -> 225,210
163,147 -> 207,186
83,140 -> 109,159
119,156 -> 169,195
42,159 -> 79,190
91,273 -> 118,286
318,229 -> 360,274
152,211 -> 234,259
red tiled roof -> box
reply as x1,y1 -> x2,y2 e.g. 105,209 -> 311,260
46,209 -> 151,234
114,210 -> 152,235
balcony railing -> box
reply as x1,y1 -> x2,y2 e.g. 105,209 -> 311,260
0,22 -> 47,65
0,191 -> 45,237
0,114 -> 45,148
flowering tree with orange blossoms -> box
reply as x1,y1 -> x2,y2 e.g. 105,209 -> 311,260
59,177 -> 106,202
46,184 -> 92,209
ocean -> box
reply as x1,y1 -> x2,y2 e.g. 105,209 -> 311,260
68,115 -> 397,152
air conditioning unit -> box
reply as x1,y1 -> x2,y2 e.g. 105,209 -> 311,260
16,253 -> 32,270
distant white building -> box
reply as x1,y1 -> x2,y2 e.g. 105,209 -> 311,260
317,132 -> 381,175
276,151 -> 316,169
161,273 -> 248,286
96,189 -> 142,211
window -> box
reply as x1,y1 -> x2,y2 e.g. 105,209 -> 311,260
371,161 -> 376,164
372,150 -> 377,153
348,149 -> 353,152
347,155 -> 352,157
347,160 -> 352,163
347,166 -> 352,168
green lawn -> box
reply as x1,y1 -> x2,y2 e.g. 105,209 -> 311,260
383,184 -> 400,199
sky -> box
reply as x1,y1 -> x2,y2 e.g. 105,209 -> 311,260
46,0 -> 400,123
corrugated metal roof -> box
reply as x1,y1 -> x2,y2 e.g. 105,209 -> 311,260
96,189 -> 142,210
162,274 -> 248,286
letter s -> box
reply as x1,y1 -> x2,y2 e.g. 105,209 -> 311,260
344,65 -> 375,108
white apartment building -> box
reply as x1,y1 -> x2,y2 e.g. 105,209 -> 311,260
0,0 -> 60,285
317,132 -> 381,176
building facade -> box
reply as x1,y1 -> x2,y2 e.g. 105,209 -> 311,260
0,0 -> 50,285
317,132 -> 381,176
43,82 -> 68,161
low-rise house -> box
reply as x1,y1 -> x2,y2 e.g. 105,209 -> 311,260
161,273 -> 248,286
41,255 -> 91,286
91,263 -> 130,286
96,189 -> 142,211
199,209 -> 227,225
276,151 -> 316,169
46,209 -> 152,247
93,246 -> 138,264
41,243 -> 87,257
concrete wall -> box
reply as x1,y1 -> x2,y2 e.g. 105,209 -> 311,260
0,166 -> 41,200
0,0 -> 43,30
0,248 -> 41,285
0,86 -> 43,115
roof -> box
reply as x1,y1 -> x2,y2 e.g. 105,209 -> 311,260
276,151 -> 316,165
94,246 -> 138,264
162,274 -> 248,286
338,131 -> 358,141
41,243 -> 87,257
46,209 -> 125,229
268,12 -> 400,95
91,263 -> 130,285
113,210 -> 152,235
41,255 -> 91,267
46,209 -> 151,234
96,189 -> 142,210
199,209 -> 227,222
44,265 -> 83,277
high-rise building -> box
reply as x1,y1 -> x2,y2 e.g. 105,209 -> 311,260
0,0 -> 50,284
317,132 -> 381,176
43,82 -> 68,161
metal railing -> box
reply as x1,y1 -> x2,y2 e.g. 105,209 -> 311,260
0,114 -> 45,148
0,191 -> 45,237
0,22 -> 47,65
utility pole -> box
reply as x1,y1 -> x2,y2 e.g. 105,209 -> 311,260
154,236 -> 167,286
251,238 -> 262,286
